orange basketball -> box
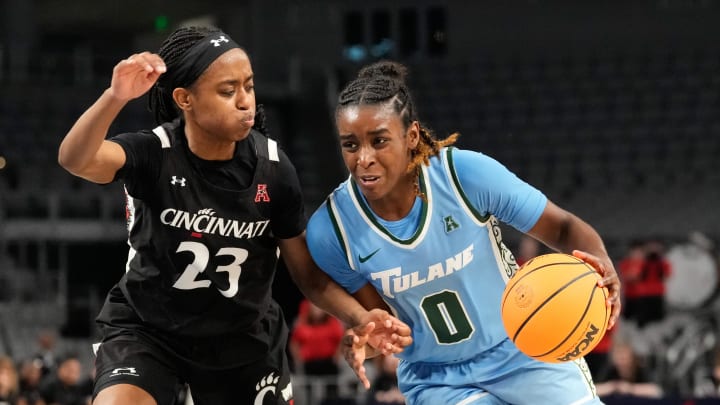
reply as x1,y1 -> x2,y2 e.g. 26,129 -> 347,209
501,253 -> 610,363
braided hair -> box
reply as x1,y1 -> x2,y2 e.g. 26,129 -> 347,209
336,61 -> 458,197
147,26 -> 268,135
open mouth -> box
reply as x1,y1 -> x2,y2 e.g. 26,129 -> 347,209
358,175 -> 380,186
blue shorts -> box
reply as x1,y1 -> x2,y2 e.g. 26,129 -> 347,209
397,338 -> 602,405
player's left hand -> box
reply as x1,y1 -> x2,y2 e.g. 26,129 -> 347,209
356,308 -> 413,355
341,323 -> 375,389
572,250 -> 622,330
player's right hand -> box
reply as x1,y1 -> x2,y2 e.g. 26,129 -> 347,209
109,52 -> 166,101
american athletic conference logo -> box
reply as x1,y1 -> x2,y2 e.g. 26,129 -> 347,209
255,184 -> 270,202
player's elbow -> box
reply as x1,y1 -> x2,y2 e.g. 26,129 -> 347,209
57,147 -> 84,176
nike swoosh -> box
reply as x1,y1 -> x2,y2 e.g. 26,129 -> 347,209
358,248 -> 381,263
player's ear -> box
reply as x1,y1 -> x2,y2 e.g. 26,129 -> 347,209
406,121 -> 420,149
172,88 -> 192,111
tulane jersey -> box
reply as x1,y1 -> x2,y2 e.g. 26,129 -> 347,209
307,147 -> 547,364
96,120 -> 305,367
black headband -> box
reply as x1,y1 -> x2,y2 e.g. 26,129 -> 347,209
160,31 -> 241,89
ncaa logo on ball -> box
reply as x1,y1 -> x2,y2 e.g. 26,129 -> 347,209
556,323 -> 600,362
513,283 -> 533,308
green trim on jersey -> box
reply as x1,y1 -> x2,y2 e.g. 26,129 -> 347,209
349,168 -> 430,245
325,197 -> 355,270
445,147 -> 490,223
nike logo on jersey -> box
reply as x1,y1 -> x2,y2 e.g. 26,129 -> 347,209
370,244 -> 474,298
358,248 -> 381,263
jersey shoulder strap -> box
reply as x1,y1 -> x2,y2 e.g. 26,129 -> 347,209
250,130 -> 280,163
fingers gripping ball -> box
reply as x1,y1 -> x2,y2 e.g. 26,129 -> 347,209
501,253 -> 610,363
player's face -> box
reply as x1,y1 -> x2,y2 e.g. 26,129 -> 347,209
185,48 -> 256,143
336,104 -> 419,207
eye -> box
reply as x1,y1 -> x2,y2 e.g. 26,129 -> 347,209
221,88 -> 235,96
245,83 -> 255,92
373,137 -> 388,146
341,140 -> 358,150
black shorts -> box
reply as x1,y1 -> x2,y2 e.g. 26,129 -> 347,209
93,331 -> 293,405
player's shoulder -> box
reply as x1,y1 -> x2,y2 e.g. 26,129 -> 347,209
308,179 -> 352,224
443,146 -> 496,166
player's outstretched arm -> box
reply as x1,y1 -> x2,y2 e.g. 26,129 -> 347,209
279,233 -> 413,356
58,52 -> 166,183
527,200 -> 622,330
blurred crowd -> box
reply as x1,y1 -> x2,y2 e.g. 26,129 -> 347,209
0,331 -> 92,405
1,232 -> 720,405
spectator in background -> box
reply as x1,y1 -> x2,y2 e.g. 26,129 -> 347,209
17,359 -> 45,405
290,299 -> 345,402
584,321 -> 616,383
595,338 -> 662,399
32,331 -> 58,378
620,239 -> 671,328
290,299 -> 345,377
0,356 -> 20,405
38,353 -> 91,405
365,355 -> 404,405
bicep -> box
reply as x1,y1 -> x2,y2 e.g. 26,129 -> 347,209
74,140 -> 126,184
526,200 -> 574,251
277,232 -> 314,276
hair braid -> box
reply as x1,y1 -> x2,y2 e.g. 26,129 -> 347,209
147,26 -> 218,125
337,60 -> 458,198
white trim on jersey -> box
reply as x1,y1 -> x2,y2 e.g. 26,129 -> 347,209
441,149 -> 516,284
456,392 -> 489,405
442,148 -> 487,227
267,138 -> 279,162
152,125 -> 171,148
328,192 -> 356,271
124,186 -> 138,274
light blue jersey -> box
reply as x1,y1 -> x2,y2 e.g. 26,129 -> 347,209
307,147 -> 601,404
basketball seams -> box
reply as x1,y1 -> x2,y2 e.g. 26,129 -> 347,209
510,270 -> 598,343
532,283 -> 600,358
500,261 -> 594,315
500,253 -> 609,363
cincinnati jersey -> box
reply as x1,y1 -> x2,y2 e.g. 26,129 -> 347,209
307,147 -> 547,364
97,120 -> 305,367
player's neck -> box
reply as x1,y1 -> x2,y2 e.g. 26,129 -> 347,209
367,179 -> 418,221
184,126 -> 236,161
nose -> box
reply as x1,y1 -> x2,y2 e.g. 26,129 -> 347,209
357,145 -> 375,168
236,89 -> 252,110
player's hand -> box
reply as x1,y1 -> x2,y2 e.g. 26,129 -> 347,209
341,323 -> 374,389
109,52 -> 166,101
572,250 -> 622,330
356,308 -> 413,355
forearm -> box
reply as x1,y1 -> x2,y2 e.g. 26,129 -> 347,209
289,264 -> 367,326
543,212 -> 608,258
58,88 -> 128,174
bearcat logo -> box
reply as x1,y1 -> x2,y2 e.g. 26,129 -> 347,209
556,323 -> 600,362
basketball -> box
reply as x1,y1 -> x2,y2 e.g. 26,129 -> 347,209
501,253 -> 610,363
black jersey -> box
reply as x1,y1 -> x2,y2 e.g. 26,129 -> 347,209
96,119 -> 305,367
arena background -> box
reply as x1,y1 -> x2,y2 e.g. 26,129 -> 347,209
0,0 -> 719,403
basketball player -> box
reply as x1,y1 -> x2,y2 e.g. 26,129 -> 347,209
57,27 -> 411,405
306,61 -> 622,404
